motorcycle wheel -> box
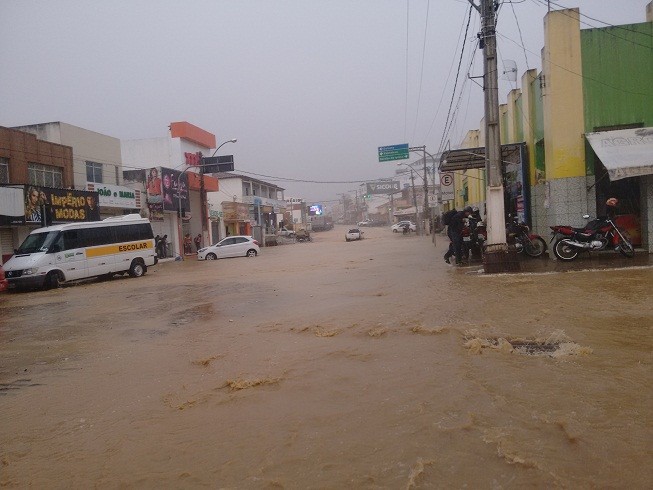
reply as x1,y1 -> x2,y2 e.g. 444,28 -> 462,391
617,231 -> 635,258
553,239 -> 579,261
524,237 -> 547,257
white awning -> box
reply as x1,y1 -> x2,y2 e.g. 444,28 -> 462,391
586,127 -> 653,181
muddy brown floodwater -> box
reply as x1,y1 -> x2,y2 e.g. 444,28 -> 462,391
1,226 -> 652,488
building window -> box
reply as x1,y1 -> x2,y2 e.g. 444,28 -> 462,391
86,161 -> 103,183
28,162 -> 63,188
0,157 -> 8,183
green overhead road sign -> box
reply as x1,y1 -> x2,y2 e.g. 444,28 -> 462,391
378,144 -> 409,162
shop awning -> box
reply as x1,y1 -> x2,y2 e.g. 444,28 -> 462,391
586,127 -> 653,181
439,143 -> 525,172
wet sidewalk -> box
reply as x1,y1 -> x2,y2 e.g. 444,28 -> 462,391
465,249 -> 653,274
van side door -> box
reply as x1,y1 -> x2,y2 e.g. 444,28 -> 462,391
83,227 -> 115,276
58,230 -> 88,280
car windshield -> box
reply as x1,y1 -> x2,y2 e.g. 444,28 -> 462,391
16,231 -> 60,254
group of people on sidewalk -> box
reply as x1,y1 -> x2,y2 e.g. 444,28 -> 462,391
443,206 -> 473,266
154,233 -> 203,258
183,234 -> 203,255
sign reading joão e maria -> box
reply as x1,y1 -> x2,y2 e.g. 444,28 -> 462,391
366,181 -> 400,195
87,182 -> 141,209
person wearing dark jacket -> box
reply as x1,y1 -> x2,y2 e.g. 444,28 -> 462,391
444,206 -> 472,265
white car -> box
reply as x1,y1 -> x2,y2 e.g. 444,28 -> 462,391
391,221 -> 416,233
345,228 -> 363,241
197,236 -> 260,260
357,220 -> 372,227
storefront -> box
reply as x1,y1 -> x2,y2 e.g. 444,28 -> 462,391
0,184 -> 100,263
222,201 -> 251,237
585,127 -> 653,248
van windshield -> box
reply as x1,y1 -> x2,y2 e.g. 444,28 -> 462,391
16,231 -> 60,254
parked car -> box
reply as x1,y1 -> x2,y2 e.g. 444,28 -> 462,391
357,219 -> 372,227
345,228 -> 364,241
277,227 -> 295,238
0,265 -> 8,293
197,236 -> 260,260
391,221 -> 416,233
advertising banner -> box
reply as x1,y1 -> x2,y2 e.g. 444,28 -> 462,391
23,185 -> 100,224
148,203 -> 164,222
160,167 -> 189,212
146,167 -> 162,204
366,181 -> 401,195
0,186 -> 26,225
222,202 -> 250,221
309,204 -> 323,216
87,182 -> 141,209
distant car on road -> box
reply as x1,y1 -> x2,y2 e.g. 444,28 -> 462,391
391,221 -> 416,233
357,220 -> 372,227
345,228 -> 364,241
277,227 -> 295,238
197,236 -> 260,260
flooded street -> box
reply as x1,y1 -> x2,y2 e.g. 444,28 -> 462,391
1,226 -> 651,488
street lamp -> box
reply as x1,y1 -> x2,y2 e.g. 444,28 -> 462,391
211,138 -> 237,157
177,138 -> 237,259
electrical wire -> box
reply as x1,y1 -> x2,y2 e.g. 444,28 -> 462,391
422,6 -> 477,145
410,0 -> 431,143
508,0 -> 530,68
404,0 -> 410,143
496,31 -> 652,98
530,0 -> 653,50
438,4 -> 474,154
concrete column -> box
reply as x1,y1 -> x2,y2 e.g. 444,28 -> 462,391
542,8 -> 593,230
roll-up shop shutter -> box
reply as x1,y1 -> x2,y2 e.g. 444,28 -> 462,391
0,229 -> 14,264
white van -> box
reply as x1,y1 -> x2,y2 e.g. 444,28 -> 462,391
4,214 -> 157,290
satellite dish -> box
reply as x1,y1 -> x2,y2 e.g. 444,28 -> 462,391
502,59 -> 518,82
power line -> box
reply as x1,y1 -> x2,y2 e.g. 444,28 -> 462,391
411,0 -> 432,143
422,6 -> 474,144
508,0 -> 530,68
530,0 -> 653,50
496,31 -> 652,98
438,4 -> 474,154
404,0 -> 410,143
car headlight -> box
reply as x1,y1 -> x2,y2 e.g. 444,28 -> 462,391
198,248 -> 207,253
23,268 -> 38,275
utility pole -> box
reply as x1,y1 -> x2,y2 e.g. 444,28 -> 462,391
410,169 -> 419,230
422,147 -> 429,235
470,0 -> 511,271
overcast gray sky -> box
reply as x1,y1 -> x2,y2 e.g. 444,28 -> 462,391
1,0 -> 650,204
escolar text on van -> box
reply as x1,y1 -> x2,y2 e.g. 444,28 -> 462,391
4,214 -> 157,290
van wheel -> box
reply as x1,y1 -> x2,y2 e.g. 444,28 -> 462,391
129,260 -> 146,277
46,271 -> 62,289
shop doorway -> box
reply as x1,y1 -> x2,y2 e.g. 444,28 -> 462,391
595,162 -> 642,245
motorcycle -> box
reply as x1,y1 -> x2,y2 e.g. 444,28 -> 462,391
462,217 -> 486,261
295,229 -> 312,243
550,214 -> 634,261
506,215 -> 547,257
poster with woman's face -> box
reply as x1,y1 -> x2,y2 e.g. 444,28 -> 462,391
146,167 -> 162,203
160,167 -> 189,212
24,186 -> 46,223
23,186 -> 100,224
